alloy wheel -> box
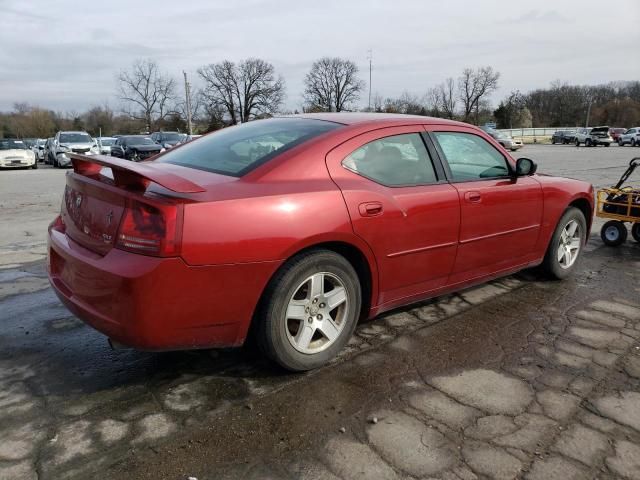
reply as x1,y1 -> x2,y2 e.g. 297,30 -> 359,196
284,272 -> 349,354
557,220 -> 582,269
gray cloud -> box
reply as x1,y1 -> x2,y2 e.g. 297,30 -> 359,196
1,0 -> 638,113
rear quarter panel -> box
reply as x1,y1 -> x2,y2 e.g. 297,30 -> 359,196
180,183 -> 357,265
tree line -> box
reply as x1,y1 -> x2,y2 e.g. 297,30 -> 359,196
2,55 -> 639,139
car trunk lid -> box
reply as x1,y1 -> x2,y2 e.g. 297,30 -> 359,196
61,154 -> 205,256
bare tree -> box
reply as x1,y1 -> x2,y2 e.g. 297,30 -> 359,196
198,58 -> 285,124
303,57 -> 365,112
438,78 -> 458,119
117,59 -> 176,131
458,66 -> 500,124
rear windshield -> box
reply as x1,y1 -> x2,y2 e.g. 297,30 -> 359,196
157,118 -> 342,176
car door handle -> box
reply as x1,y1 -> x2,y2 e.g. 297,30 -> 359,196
359,202 -> 383,217
465,191 -> 482,203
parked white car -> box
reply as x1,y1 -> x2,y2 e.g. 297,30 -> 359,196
52,131 -> 99,168
618,127 -> 640,147
95,136 -> 117,155
0,139 -> 37,169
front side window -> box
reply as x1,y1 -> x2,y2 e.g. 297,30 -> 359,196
433,132 -> 510,182
157,118 -> 341,177
342,133 -> 437,186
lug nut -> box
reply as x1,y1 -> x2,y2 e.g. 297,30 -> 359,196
317,314 -> 323,320
312,298 -> 318,304
319,303 -> 326,308
305,306 -> 309,312
308,317 -> 313,323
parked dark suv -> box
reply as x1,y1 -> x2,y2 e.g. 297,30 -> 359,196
110,135 -> 163,161
551,130 -> 576,144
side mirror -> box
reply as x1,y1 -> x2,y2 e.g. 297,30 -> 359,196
515,157 -> 537,176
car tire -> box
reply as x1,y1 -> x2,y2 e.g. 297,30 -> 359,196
256,249 -> 361,371
601,220 -> 627,247
551,139 -> 556,145
32,162 -> 38,170
605,143 -> 610,147
618,140 -> 624,146
632,139 -> 637,147
631,223 -> 640,243
585,139 -> 592,147
575,139 -> 580,147
541,207 -> 587,280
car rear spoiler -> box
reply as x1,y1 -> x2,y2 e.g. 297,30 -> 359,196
70,154 -> 205,193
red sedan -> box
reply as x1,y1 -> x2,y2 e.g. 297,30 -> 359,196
47,114 -> 594,371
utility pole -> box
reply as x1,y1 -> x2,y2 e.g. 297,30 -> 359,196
367,49 -> 373,111
585,97 -> 592,128
183,71 -> 193,135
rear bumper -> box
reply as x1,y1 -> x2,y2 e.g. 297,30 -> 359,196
47,228 -> 279,350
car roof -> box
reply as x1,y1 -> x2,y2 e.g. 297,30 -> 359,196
281,112 -> 469,128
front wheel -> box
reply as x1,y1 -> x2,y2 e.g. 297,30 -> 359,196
541,207 -> 587,279
256,250 -> 361,371
575,139 -> 580,147
631,223 -> 640,243
618,140 -> 624,146
601,220 -> 627,246
32,162 -> 38,169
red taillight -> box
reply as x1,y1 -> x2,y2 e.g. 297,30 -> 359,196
116,200 -> 181,257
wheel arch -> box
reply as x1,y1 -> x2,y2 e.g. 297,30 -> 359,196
568,196 -> 593,236
242,238 -> 379,346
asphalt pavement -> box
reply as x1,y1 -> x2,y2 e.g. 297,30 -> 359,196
0,144 -> 639,480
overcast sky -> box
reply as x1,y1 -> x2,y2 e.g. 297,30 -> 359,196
1,0 -> 638,113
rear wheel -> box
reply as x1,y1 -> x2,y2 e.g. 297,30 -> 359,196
32,162 -> 38,169
601,220 -> 627,246
256,250 -> 361,371
632,139 -> 637,147
541,207 -> 586,279
631,223 -> 640,243
575,139 -> 580,147
585,139 -> 592,147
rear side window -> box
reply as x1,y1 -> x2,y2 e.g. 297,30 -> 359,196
433,132 -> 510,182
157,118 -> 341,177
342,133 -> 437,186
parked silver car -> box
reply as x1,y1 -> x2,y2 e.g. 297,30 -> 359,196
52,131 -> 99,168
482,128 -> 524,151
575,126 -> 612,147
618,127 -> 640,147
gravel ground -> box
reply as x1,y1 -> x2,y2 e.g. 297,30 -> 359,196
0,144 -> 639,480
